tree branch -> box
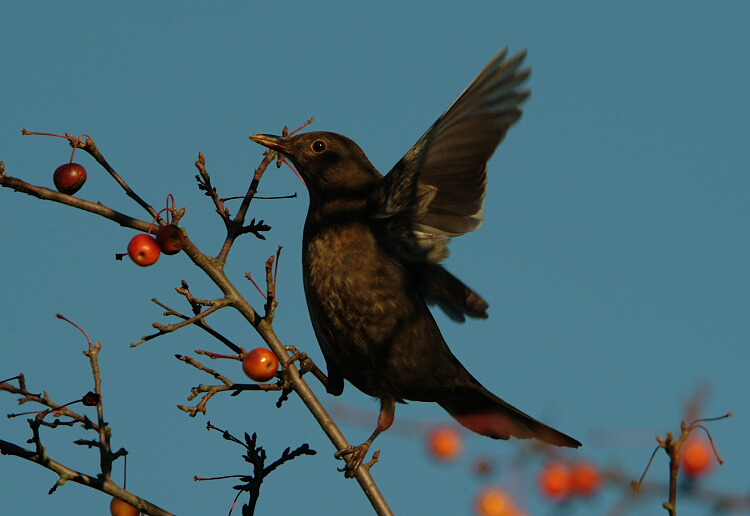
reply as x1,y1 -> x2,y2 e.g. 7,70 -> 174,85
0,438 -> 173,516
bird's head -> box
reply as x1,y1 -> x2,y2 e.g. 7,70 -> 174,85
250,131 -> 383,202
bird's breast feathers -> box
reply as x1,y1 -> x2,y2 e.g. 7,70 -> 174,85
304,221 -> 402,313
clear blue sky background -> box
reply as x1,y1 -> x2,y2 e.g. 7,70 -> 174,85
1,3 -> 748,515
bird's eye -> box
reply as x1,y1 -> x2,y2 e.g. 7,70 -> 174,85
312,140 -> 326,153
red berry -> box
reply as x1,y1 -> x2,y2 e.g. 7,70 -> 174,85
427,425 -> 463,462
53,163 -> 87,194
110,497 -> 140,516
242,348 -> 279,382
156,224 -> 185,255
127,234 -> 161,267
538,461 -> 572,501
570,460 -> 602,496
682,436 -> 714,477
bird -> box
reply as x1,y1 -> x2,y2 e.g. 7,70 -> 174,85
250,48 -> 581,477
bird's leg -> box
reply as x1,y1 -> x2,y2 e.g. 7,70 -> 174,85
336,398 -> 395,478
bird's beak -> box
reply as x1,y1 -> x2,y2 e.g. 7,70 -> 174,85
249,134 -> 295,155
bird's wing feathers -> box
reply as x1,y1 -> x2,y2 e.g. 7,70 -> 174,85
373,48 -> 530,263
414,263 -> 489,322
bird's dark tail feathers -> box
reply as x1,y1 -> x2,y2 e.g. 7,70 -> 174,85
438,387 -> 581,448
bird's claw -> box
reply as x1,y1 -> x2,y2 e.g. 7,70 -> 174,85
335,443 -> 380,478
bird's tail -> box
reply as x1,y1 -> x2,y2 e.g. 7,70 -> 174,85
438,387 -> 581,448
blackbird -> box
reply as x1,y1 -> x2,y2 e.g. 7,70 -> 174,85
251,48 -> 581,476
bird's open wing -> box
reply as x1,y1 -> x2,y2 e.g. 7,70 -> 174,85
373,48 -> 530,263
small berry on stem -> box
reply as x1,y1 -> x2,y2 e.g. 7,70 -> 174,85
127,234 -> 161,267
156,224 -> 184,255
53,163 -> 87,194
681,436 -> 714,478
242,348 -> 279,382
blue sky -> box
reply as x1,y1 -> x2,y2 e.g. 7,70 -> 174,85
1,3 -> 748,515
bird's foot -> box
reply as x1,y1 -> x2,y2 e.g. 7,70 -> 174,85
335,443 -> 380,478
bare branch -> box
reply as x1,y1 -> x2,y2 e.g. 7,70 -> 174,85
0,439 -> 173,516
0,172 -> 153,233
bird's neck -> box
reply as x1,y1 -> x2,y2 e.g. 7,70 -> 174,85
306,195 -> 371,226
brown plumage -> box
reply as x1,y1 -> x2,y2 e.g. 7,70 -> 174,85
251,48 -> 580,476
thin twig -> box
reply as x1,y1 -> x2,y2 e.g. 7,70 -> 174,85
56,314 -> 113,479
152,298 -> 230,333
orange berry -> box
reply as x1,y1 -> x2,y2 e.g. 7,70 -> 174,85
242,348 -> 279,382
475,486 -> 516,516
110,497 -> 140,516
538,460 -> 572,501
682,436 -> 714,477
570,460 -> 602,496
427,425 -> 463,462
